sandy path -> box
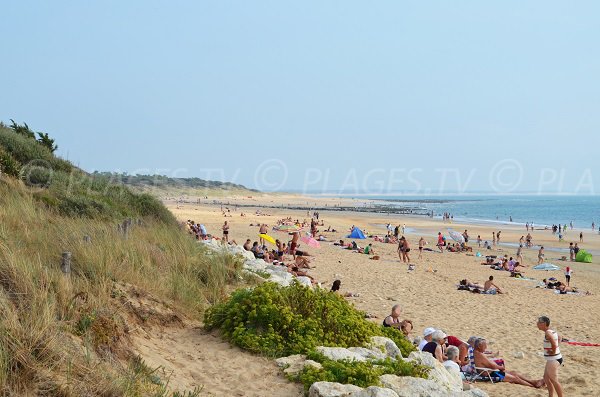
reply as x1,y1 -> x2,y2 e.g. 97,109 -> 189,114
133,325 -> 303,396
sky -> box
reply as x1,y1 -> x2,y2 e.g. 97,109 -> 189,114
2,1 -> 599,195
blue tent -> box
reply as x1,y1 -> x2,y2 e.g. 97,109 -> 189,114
347,227 -> 366,239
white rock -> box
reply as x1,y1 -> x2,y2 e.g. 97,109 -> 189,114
350,386 -> 399,397
315,347 -> 368,362
348,347 -> 387,361
275,354 -> 322,376
368,336 -> 403,359
379,375 -> 449,397
407,351 -> 462,392
309,382 -> 363,397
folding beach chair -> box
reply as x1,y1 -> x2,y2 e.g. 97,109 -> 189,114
462,346 -> 503,383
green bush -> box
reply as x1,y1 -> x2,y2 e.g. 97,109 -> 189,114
204,282 -> 416,359
0,127 -> 72,172
0,147 -> 21,177
293,351 -> 428,391
21,165 -> 53,187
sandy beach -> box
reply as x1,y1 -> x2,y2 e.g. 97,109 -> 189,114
167,193 -> 600,397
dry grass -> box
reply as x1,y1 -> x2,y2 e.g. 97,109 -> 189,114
0,175 -> 246,395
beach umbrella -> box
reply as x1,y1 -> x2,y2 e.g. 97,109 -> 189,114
259,233 -> 276,245
448,229 -> 465,244
300,235 -> 321,248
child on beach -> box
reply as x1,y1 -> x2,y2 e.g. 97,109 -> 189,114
565,267 -> 572,286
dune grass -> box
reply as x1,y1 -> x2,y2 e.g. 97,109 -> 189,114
0,174 -> 246,395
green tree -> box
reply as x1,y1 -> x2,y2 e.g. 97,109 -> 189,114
9,119 -> 35,139
36,131 -> 58,153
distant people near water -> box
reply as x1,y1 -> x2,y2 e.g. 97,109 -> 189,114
569,243 -> 575,261
526,233 -> 533,247
222,221 -> 229,242
418,237 -> 425,259
496,230 -> 501,244
537,316 -> 564,397
538,246 -> 545,264
462,229 -> 469,243
477,235 -> 482,247
579,232 -> 583,243
492,232 -> 496,246
484,276 -> 504,294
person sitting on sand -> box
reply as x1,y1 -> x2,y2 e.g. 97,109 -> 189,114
294,255 -> 312,269
331,279 -> 341,293
422,330 -> 447,363
443,346 -> 462,382
474,338 -> 543,388
484,276 -> 504,294
362,243 -> 374,255
446,335 -> 470,366
401,320 -> 413,338
382,304 -> 403,328
251,242 -> 264,259
418,327 -> 437,350
243,239 -> 252,251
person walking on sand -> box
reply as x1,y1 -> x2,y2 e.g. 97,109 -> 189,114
437,232 -> 444,253
259,223 -> 268,245
538,246 -> 545,264
537,316 -> 563,397
492,232 -> 496,246
418,237 -> 425,259
579,232 -> 583,243
398,236 -> 410,263
222,221 -> 230,243
516,244 -> 524,265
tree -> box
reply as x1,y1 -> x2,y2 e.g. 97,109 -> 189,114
9,119 -> 35,139
36,132 -> 58,153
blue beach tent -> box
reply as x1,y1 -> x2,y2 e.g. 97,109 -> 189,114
347,227 -> 366,239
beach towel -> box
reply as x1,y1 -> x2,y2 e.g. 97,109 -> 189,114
533,263 -> 560,271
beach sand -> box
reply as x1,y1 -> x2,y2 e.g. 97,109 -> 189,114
166,193 -> 600,397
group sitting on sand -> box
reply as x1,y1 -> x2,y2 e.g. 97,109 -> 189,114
458,276 -> 505,294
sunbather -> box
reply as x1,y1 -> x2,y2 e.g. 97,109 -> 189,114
484,276 -> 504,294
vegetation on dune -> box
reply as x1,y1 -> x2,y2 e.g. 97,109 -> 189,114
204,282 -> 424,390
0,120 -> 249,395
94,172 -> 257,194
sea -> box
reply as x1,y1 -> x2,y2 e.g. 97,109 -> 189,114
348,195 -> 599,230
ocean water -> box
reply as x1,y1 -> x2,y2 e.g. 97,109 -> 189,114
365,195 -> 599,229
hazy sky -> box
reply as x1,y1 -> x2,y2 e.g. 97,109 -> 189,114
2,1 -> 599,194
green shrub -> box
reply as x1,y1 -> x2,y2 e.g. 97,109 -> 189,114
0,147 -> 21,177
0,127 -> 72,172
21,165 -> 53,187
204,282 -> 416,359
293,351 -> 428,391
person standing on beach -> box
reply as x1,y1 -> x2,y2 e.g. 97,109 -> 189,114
579,232 -> 583,243
517,244 -> 524,265
418,237 -> 425,259
565,267 -> 572,286
477,235 -> 482,247
492,232 -> 496,246
497,231 -> 501,244
537,316 -> 563,397
437,232 -> 444,253
538,246 -> 545,264
222,221 -> 230,243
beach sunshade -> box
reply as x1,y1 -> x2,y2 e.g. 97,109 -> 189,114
300,235 -> 321,248
259,234 -> 276,245
533,263 -> 560,271
448,229 -> 465,244
347,227 -> 366,239
576,249 -> 593,263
